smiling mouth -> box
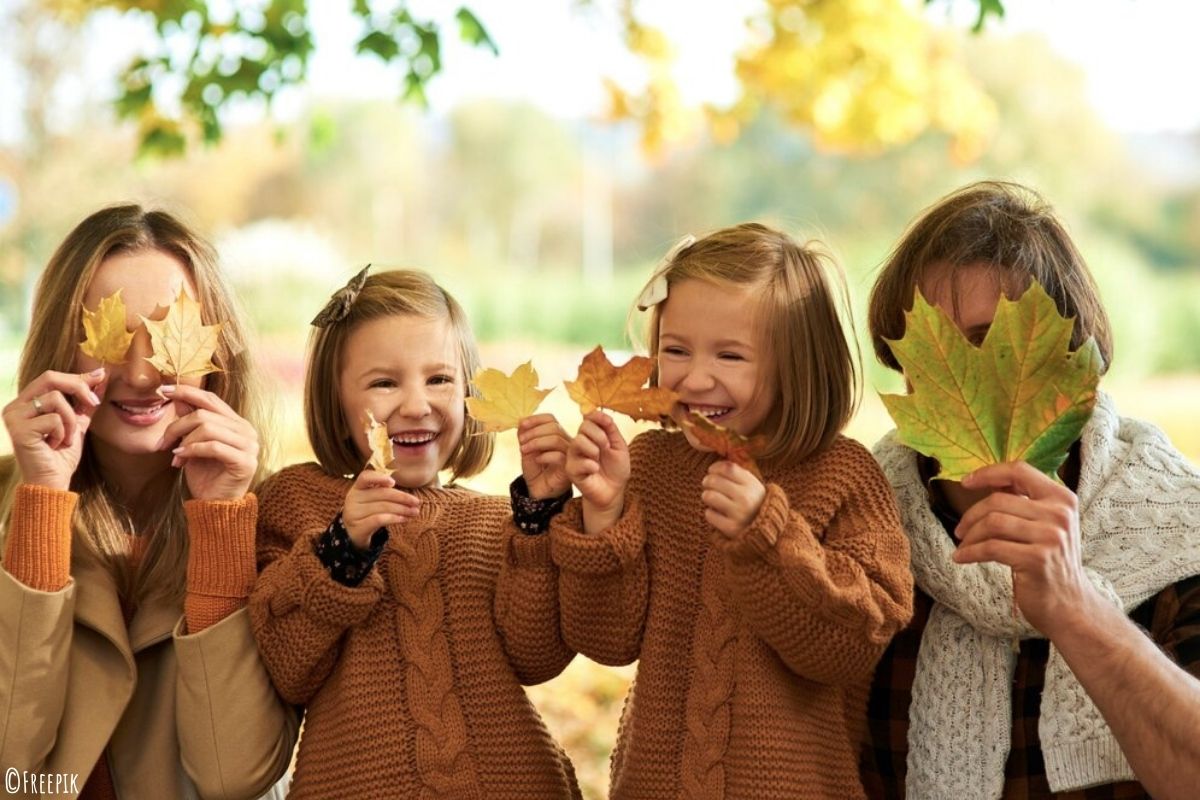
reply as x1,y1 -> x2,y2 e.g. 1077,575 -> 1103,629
111,399 -> 169,426
390,431 -> 438,448
684,404 -> 733,421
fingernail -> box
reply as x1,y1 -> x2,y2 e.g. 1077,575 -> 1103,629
88,367 -> 105,378
88,392 -> 102,405
154,436 -> 166,450
161,385 -> 176,395
172,446 -> 184,455
170,456 -> 182,468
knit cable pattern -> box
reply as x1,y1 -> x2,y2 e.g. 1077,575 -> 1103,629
679,548 -> 739,799
387,517 -> 482,798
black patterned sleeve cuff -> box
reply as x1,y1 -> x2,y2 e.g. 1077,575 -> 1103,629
313,513 -> 389,587
510,475 -> 572,535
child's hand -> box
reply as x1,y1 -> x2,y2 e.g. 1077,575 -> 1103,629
517,413 -> 571,500
701,461 -> 766,539
566,410 -> 629,534
343,469 -> 421,549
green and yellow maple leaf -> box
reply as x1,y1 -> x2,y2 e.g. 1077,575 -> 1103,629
79,289 -> 135,364
881,281 -> 1102,481
466,361 -> 552,433
141,289 -> 222,380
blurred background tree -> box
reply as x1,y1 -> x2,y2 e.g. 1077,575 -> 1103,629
2,2 -> 1199,797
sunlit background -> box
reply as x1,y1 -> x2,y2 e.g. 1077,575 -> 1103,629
2,1 -> 1198,795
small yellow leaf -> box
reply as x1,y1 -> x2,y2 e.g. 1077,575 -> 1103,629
564,345 -> 679,422
79,289 -> 134,365
365,410 -> 395,471
466,361 -> 552,433
141,289 -> 222,380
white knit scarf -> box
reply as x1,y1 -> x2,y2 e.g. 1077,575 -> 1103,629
873,392 -> 1200,799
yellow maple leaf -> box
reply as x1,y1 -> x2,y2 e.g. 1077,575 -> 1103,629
79,289 -> 134,365
564,345 -> 679,422
365,410 -> 395,472
141,289 -> 222,380
466,361 -> 552,433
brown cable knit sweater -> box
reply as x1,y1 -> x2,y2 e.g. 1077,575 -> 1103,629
249,462 -> 581,800
547,429 -> 914,799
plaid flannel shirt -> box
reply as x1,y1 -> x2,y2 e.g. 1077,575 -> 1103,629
861,556 -> 1200,799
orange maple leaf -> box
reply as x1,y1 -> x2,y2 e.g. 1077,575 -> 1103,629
680,411 -> 767,480
564,345 -> 679,422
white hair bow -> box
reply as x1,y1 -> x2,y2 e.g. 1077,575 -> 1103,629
636,234 -> 695,311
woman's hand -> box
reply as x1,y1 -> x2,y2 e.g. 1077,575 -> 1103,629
518,413 -> 571,500
1,368 -> 106,491
157,384 -> 260,502
343,469 -> 421,549
565,410 -> 630,534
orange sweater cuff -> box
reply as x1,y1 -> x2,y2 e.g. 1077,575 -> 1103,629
2,484 -> 77,592
550,496 -> 646,575
723,483 -> 805,564
183,494 -> 257,632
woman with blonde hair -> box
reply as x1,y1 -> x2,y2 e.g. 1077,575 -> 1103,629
0,205 -> 296,799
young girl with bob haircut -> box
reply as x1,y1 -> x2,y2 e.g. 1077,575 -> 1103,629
546,223 -> 914,799
249,269 -> 581,799
0,205 -> 296,799
862,181 -> 1200,798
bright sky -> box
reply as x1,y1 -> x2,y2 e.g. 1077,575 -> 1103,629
302,0 -> 1200,135
0,0 -> 1198,143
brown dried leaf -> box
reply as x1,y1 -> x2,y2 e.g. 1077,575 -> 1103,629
680,411 -> 767,479
564,345 -> 679,422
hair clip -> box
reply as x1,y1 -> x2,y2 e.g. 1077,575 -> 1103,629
311,265 -> 371,327
636,234 -> 695,311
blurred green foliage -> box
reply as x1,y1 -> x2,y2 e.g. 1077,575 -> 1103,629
42,0 -> 496,156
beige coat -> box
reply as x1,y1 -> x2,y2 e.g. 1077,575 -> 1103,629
0,543 -> 298,799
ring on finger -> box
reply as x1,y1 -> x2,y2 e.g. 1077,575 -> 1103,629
31,395 -> 45,415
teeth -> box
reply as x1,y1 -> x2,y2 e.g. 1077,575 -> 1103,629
391,432 -> 437,445
688,405 -> 731,418
115,401 -> 165,414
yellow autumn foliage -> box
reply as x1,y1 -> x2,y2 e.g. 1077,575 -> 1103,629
607,0 -> 996,161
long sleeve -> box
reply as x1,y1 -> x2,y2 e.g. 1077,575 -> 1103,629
250,525 -> 385,705
249,468 -> 385,705
0,484 -> 77,772
718,447 -> 914,686
550,496 -> 649,666
174,494 -> 299,799
493,526 -> 575,685
182,496 -> 258,632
